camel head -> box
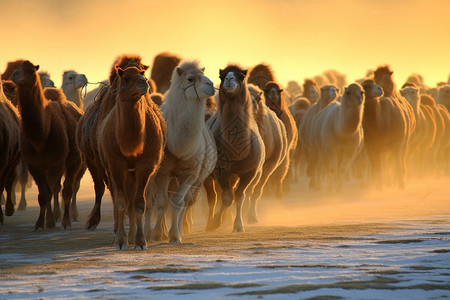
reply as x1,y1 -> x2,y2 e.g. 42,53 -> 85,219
248,83 -> 265,112
115,66 -> 149,102
303,79 -> 320,103
320,85 -> 339,103
342,83 -> 365,106
38,71 -> 55,88
361,79 -> 384,99
2,80 -> 18,105
175,61 -> 214,101
62,70 -> 88,91
373,65 -> 395,96
400,86 -> 420,106
219,65 -> 247,97
11,60 -> 40,87
263,81 -> 283,115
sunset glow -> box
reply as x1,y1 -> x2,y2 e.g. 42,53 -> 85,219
1,0 -> 449,89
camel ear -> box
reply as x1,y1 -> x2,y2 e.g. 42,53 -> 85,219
219,69 -> 224,76
177,67 -> 183,76
389,71 -> 393,75
278,89 -> 284,93
201,67 -> 205,73
140,69 -> 146,76
242,70 -> 248,77
142,64 -> 149,71
35,64 -> 40,71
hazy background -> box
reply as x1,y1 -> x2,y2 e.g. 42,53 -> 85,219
1,0 -> 449,89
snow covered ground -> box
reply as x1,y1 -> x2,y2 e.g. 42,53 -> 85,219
0,176 -> 449,299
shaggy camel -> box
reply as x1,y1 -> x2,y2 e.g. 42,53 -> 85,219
145,61 -> 216,243
246,84 -> 287,223
206,64 -> 265,232
361,79 -> 408,189
310,83 -> 365,191
436,85 -> 450,112
61,70 -> 88,110
373,66 -> 415,188
301,79 -> 320,104
263,81 -> 298,195
247,63 -> 276,90
150,52 -> 182,94
298,85 -> 339,188
400,86 -> 436,176
0,77 -> 21,225
77,55 -> 166,249
11,60 -> 84,230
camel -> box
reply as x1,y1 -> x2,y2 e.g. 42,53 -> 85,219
400,86 -> 436,176
309,83 -> 365,191
11,60 -> 84,230
263,81 -> 298,196
77,55 -> 166,249
206,64 -> 265,232
246,84 -> 287,223
361,79 -> 408,189
82,80 -> 109,110
150,52 -> 182,94
247,63 -> 276,90
436,85 -> 450,112
145,60 -> 216,243
0,76 -> 21,225
61,70 -> 88,110
298,84 -> 339,188
302,79 -> 320,104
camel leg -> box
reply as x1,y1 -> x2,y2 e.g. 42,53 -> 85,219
4,164 -> 18,217
70,165 -> 85,222
86,163 -> 106,230
233,171 -> 258,233
61,162 -> 81,229
131,173 -> 150,249
209,172 -> 235,231
53,192 -> 61,222
17,161 -> 29,211
144,178 -> 156,241
114,198 -> 128,250
204,176 -> 217,231
152,174 -> 170,241
169,176 -> 194,243
28,166 -> 54,230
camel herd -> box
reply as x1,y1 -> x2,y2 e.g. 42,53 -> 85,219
1,53 -> 450,249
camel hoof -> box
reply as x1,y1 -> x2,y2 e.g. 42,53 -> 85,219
169,239 -> 182,244
115,243 -> 128,250
17,201 -> 27,211
247,215 -> 259,224
135,245 -> 147,250
5,202 -> 15,217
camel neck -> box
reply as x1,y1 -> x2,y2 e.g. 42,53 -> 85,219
338,102 -> 363,136
116,97 -> 146,157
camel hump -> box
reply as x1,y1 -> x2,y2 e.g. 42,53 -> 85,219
44,87 -> 67,104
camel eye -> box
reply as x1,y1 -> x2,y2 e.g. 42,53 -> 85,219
187,76 -> 194,83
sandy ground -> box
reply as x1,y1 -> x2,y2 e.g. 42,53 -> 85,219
0,174 -> 449,299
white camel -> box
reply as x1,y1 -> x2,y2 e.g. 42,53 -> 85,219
61,70 -> 88,110
145,60 -> 217,243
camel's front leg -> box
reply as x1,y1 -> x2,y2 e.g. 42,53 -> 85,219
233,171 -> 259,233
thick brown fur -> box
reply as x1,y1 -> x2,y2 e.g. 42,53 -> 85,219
263,81 -> 298,196
77,55 -> 166,249
247,63 -> 276,90
361,79 -> 408,189
206,64 -> 265,232
0,76 -> 21,224
11,60 -> 84,230
150,52 -> 182,94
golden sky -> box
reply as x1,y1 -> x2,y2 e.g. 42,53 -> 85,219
1,0 -> 449,89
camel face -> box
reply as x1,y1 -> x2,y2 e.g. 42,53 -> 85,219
63,71 -> 88,90
116,66 -> 149,101
11,61 -> 39,87
184,70 -> 215,100
222,72 -> 238,93
343,83 -> 365,106
400,87 -> 420,105
308,85 -> 320,102
263,83 -> 283,114
39,73 -> 55,88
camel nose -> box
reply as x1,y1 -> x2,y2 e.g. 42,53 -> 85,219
225,74 -> 234,82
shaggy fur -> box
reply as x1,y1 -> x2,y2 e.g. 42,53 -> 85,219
77,55 -> 166,249
145,60 -> 217,243
150,52 -> 182,94
263,81 -> 298,196
310,83 -> 365,191
247,84 -> 287,223
0,77 -> 20,225
11,60 -> 84,230
361,79 -> 408,189
247,63 -> 276,90
206,64 -> 265,232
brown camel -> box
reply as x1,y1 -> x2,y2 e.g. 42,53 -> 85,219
206,64 -> 265,232
77,55 -> 166,249
0,76 -> 21,225
11,60 -> 84,230
150,52 -> 182,94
